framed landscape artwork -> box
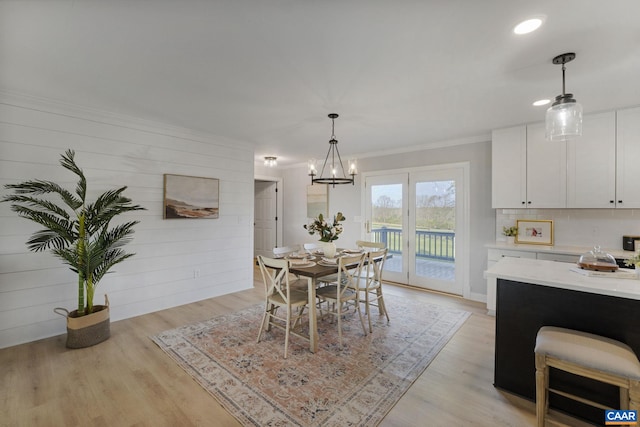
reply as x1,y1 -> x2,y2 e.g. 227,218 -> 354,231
515,219 -> 553,245
163,174 -> 219,219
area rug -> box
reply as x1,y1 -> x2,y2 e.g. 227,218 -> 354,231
151,293 -> 470,426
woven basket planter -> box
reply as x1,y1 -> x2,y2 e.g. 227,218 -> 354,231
54,295 -> 110,349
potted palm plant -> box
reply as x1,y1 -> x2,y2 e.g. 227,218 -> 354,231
2,149 -> 145,348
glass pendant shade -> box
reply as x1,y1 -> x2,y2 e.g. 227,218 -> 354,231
545,52 -> 582,141
545,98 -> 583,141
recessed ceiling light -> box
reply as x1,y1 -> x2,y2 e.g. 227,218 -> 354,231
533,99 -> 551,107
514,18 -> 543,35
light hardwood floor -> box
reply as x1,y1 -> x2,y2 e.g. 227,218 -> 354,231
1,270 -> 590,426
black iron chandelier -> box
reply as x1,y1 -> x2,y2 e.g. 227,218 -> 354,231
308,113 -> 357,187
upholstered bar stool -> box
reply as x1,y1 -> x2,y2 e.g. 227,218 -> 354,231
534,326 -> 640,427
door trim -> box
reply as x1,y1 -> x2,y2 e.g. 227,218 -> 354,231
254,175 -> 283,255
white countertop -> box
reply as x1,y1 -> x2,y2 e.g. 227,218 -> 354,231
484,257 -> 640,300
486,242 -> 633,259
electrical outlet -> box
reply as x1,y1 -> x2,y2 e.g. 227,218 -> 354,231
193,269 -> 201,279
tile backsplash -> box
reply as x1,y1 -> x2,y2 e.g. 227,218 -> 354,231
496,209 -> 640,250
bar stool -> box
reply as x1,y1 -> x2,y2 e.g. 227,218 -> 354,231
534,326 -> 640,427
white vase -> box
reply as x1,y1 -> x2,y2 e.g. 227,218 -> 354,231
323,242 -> 337,258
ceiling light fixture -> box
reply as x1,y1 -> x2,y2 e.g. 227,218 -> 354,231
308,113 -> 357,187
264,156 -> 277,167
513,18 -> 543,35
545,52 -> 582,141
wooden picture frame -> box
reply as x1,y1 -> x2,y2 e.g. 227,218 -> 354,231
163,174 -> 219,219
306,184 -> 328,218
515,219 -> 553,245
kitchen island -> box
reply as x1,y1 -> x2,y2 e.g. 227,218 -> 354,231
485,257 -> 640,424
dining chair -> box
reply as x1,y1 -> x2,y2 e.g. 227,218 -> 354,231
316,253 -> 367,346
350,248 -> 390,333
303,242 -> 323,254
356,240 -> 386,250
272,245 -> 301,258
256,255 -> 310,358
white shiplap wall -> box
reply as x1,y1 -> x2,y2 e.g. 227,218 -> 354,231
0,93 -> 254,349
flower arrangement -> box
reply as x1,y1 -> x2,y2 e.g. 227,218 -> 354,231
304,212 -> 345,242
624,252 -> 640,268
502,226 -> 518,237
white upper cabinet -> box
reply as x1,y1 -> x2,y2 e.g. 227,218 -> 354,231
525,123 -> 566,208
491,124 -> 566,208
567,111 -> 616,208
493,107 -> 639,209
616,107 -> 640,208
491,126 -> 527,208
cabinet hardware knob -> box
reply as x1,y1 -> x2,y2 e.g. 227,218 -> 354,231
527,201 -> 532,204
521,201 -> 525,205
610,200 -> 614,203
619,200 -> 623,204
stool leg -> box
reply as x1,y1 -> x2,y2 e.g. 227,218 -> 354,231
620,387 -> 629,410
630,379 -> 640,412
535,353 -> 549,427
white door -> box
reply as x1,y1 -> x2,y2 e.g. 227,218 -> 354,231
364,164 -> 468,296
408,167 -> 466,295
364,174 -> 408,284
254,181 -> 277,258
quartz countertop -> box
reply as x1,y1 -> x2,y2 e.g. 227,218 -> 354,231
484,256 -> 640,301
486,242 -> 632,259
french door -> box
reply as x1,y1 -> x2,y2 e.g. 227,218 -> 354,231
363,164 -> 468,296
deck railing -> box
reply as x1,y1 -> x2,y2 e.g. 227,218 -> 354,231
372,226 -> 455,261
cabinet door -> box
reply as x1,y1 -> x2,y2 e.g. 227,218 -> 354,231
567,111 -> 616,208
616,107 -> 640,208
526,123 -> 566,208
492,126 -> 527,208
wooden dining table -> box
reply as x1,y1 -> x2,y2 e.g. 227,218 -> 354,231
287,250 -> 387,353
288,261 -> 340,353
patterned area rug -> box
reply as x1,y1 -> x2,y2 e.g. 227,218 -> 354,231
151,293 -> 470,426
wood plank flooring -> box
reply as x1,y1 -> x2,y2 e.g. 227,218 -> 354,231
0,269 -> 590,426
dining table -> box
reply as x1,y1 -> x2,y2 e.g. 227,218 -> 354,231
286,249 -> 386,353
288,260 -> 341,353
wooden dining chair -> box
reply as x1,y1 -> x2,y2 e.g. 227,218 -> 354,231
256,255 -> 310,358
303,242 -> 322,254
356,240 -> 385,250
350,248 -> 390,332
316,253 -> 367,346
272,245 -> 301,258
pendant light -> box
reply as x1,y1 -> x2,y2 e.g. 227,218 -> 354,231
545,52 -> 583,141
308,113 -> 357,187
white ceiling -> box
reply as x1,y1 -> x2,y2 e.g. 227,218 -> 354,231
2,1 -> 639,167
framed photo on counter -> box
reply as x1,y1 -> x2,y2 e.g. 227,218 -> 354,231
515,219 -> 553,245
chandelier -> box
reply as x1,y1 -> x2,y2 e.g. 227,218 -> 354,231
545,52 -> 583,141
308,113 -> 357,187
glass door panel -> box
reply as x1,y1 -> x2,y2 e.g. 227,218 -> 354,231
364,174 -> 407,284
409,168 -> 464,295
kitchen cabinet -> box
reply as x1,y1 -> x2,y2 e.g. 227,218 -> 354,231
525,123 -> 566,208
566,111 -> 616,208
491,126 -> 526,208
493,107 -> 638,209
491,124 -> 566,208
616,106 -> 640,208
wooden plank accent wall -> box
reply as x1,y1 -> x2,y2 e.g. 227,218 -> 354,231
0,94 -> 255,349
